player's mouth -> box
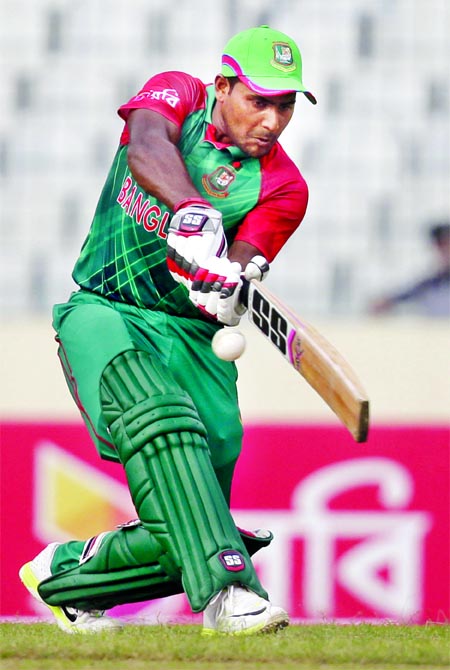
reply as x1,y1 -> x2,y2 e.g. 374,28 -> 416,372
239,135 -> 276,157
253,135 -> 274,147
249,135 -> 276,155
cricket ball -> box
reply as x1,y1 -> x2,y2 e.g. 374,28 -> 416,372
211,328 -> 246,361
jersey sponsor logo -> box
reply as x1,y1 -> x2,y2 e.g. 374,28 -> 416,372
271,42 -> 296,72
117,175 -> 169,240
219,550 -> 246,572
132,88 -> 180,108
202,165 -> 236,198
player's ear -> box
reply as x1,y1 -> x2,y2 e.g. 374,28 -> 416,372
214,74 -> 231,101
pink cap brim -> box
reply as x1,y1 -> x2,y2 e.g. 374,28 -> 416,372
222,54 -> 317,103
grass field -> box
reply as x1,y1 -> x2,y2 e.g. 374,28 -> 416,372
1,622 -> 448,670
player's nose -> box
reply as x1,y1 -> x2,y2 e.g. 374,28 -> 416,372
260,107 -> 281,133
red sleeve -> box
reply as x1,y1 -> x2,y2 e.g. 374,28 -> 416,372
117,71 -> 206,144
233,145 -> 309,262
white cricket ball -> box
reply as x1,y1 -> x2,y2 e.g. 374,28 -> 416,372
211,328 -> 246,361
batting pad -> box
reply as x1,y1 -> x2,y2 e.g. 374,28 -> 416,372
37,522 -> 273,611
38,521 -> 181,610
99,350 -> 267,611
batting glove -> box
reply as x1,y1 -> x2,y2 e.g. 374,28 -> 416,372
189,254 -> 269,325
188,256 -> 242,323
215,255 -> 270,326
167,200 -> 227,289
243,255 -> 270,283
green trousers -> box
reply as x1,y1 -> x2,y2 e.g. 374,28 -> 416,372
53,289 -> 243,501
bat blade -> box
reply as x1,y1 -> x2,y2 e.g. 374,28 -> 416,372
245,280 -> 369,442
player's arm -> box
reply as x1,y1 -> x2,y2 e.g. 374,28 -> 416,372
126,108 -> 228,288
125,102 -> 269,324
228,240 -> 262,269
126,108 -> 204,210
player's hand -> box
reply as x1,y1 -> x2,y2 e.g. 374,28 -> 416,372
216,255 -> 270,325
189,254 -> 270,326
167,202 -> 227,289
188,256 -> 242,324
243,255 -> 270,283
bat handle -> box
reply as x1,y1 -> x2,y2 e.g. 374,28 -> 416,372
239,278 -> 250,309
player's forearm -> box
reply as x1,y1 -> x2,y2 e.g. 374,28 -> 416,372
228,240 -> 263,269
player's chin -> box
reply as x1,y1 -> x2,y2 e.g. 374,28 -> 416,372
244,140 -> 275,158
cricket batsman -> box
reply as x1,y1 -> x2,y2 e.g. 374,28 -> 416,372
19,25 -> 316,635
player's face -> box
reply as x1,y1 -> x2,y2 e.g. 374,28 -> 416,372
213,77 -> 296,158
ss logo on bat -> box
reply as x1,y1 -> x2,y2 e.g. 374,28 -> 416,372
250,290 -> 288,356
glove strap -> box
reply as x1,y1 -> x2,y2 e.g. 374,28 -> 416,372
173,197 -> 212,213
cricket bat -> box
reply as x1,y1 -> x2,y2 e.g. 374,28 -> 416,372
242,279 -> 370,442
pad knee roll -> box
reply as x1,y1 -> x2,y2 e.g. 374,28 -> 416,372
100,350 -> 208,464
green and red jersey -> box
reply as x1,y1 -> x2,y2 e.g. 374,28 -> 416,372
72,71 -> 309,317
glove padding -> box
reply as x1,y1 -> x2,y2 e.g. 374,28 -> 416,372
167,204 -> 227,288
217,255 -> 270,325
189,254 -> 270,326
243,255 -> 270,283
188,256 -> 243,324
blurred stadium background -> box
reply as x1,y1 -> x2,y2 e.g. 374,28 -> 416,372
1,0 -> 449,317
1,0 -> 449,624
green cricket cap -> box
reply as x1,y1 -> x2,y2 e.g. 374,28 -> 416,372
221,25 -> 317,104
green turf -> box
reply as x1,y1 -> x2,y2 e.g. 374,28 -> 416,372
1,623 -> 448,670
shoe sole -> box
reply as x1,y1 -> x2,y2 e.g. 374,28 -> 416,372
202,612 -> 290,636
19,562 -> 78,633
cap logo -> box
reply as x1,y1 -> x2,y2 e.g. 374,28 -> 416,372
271,42 -> 296,72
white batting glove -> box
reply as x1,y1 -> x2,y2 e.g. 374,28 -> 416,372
217,255 -> 270,326
167,202 -> 227,289
243,255 -> 270,283
204,254 -> 268,326
216,285 -> 246,326
188,256 -> 242,322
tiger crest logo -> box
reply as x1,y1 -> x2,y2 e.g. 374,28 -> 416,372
271,42 -> 296,72
202,165 -> 236,198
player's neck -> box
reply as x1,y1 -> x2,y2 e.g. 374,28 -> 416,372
210,106 -> 232,145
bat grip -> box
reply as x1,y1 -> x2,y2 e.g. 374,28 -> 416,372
239,278 -> 250,308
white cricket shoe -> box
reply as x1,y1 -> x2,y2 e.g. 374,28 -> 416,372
19,543 -> 123,634
203,583 -> 289,636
